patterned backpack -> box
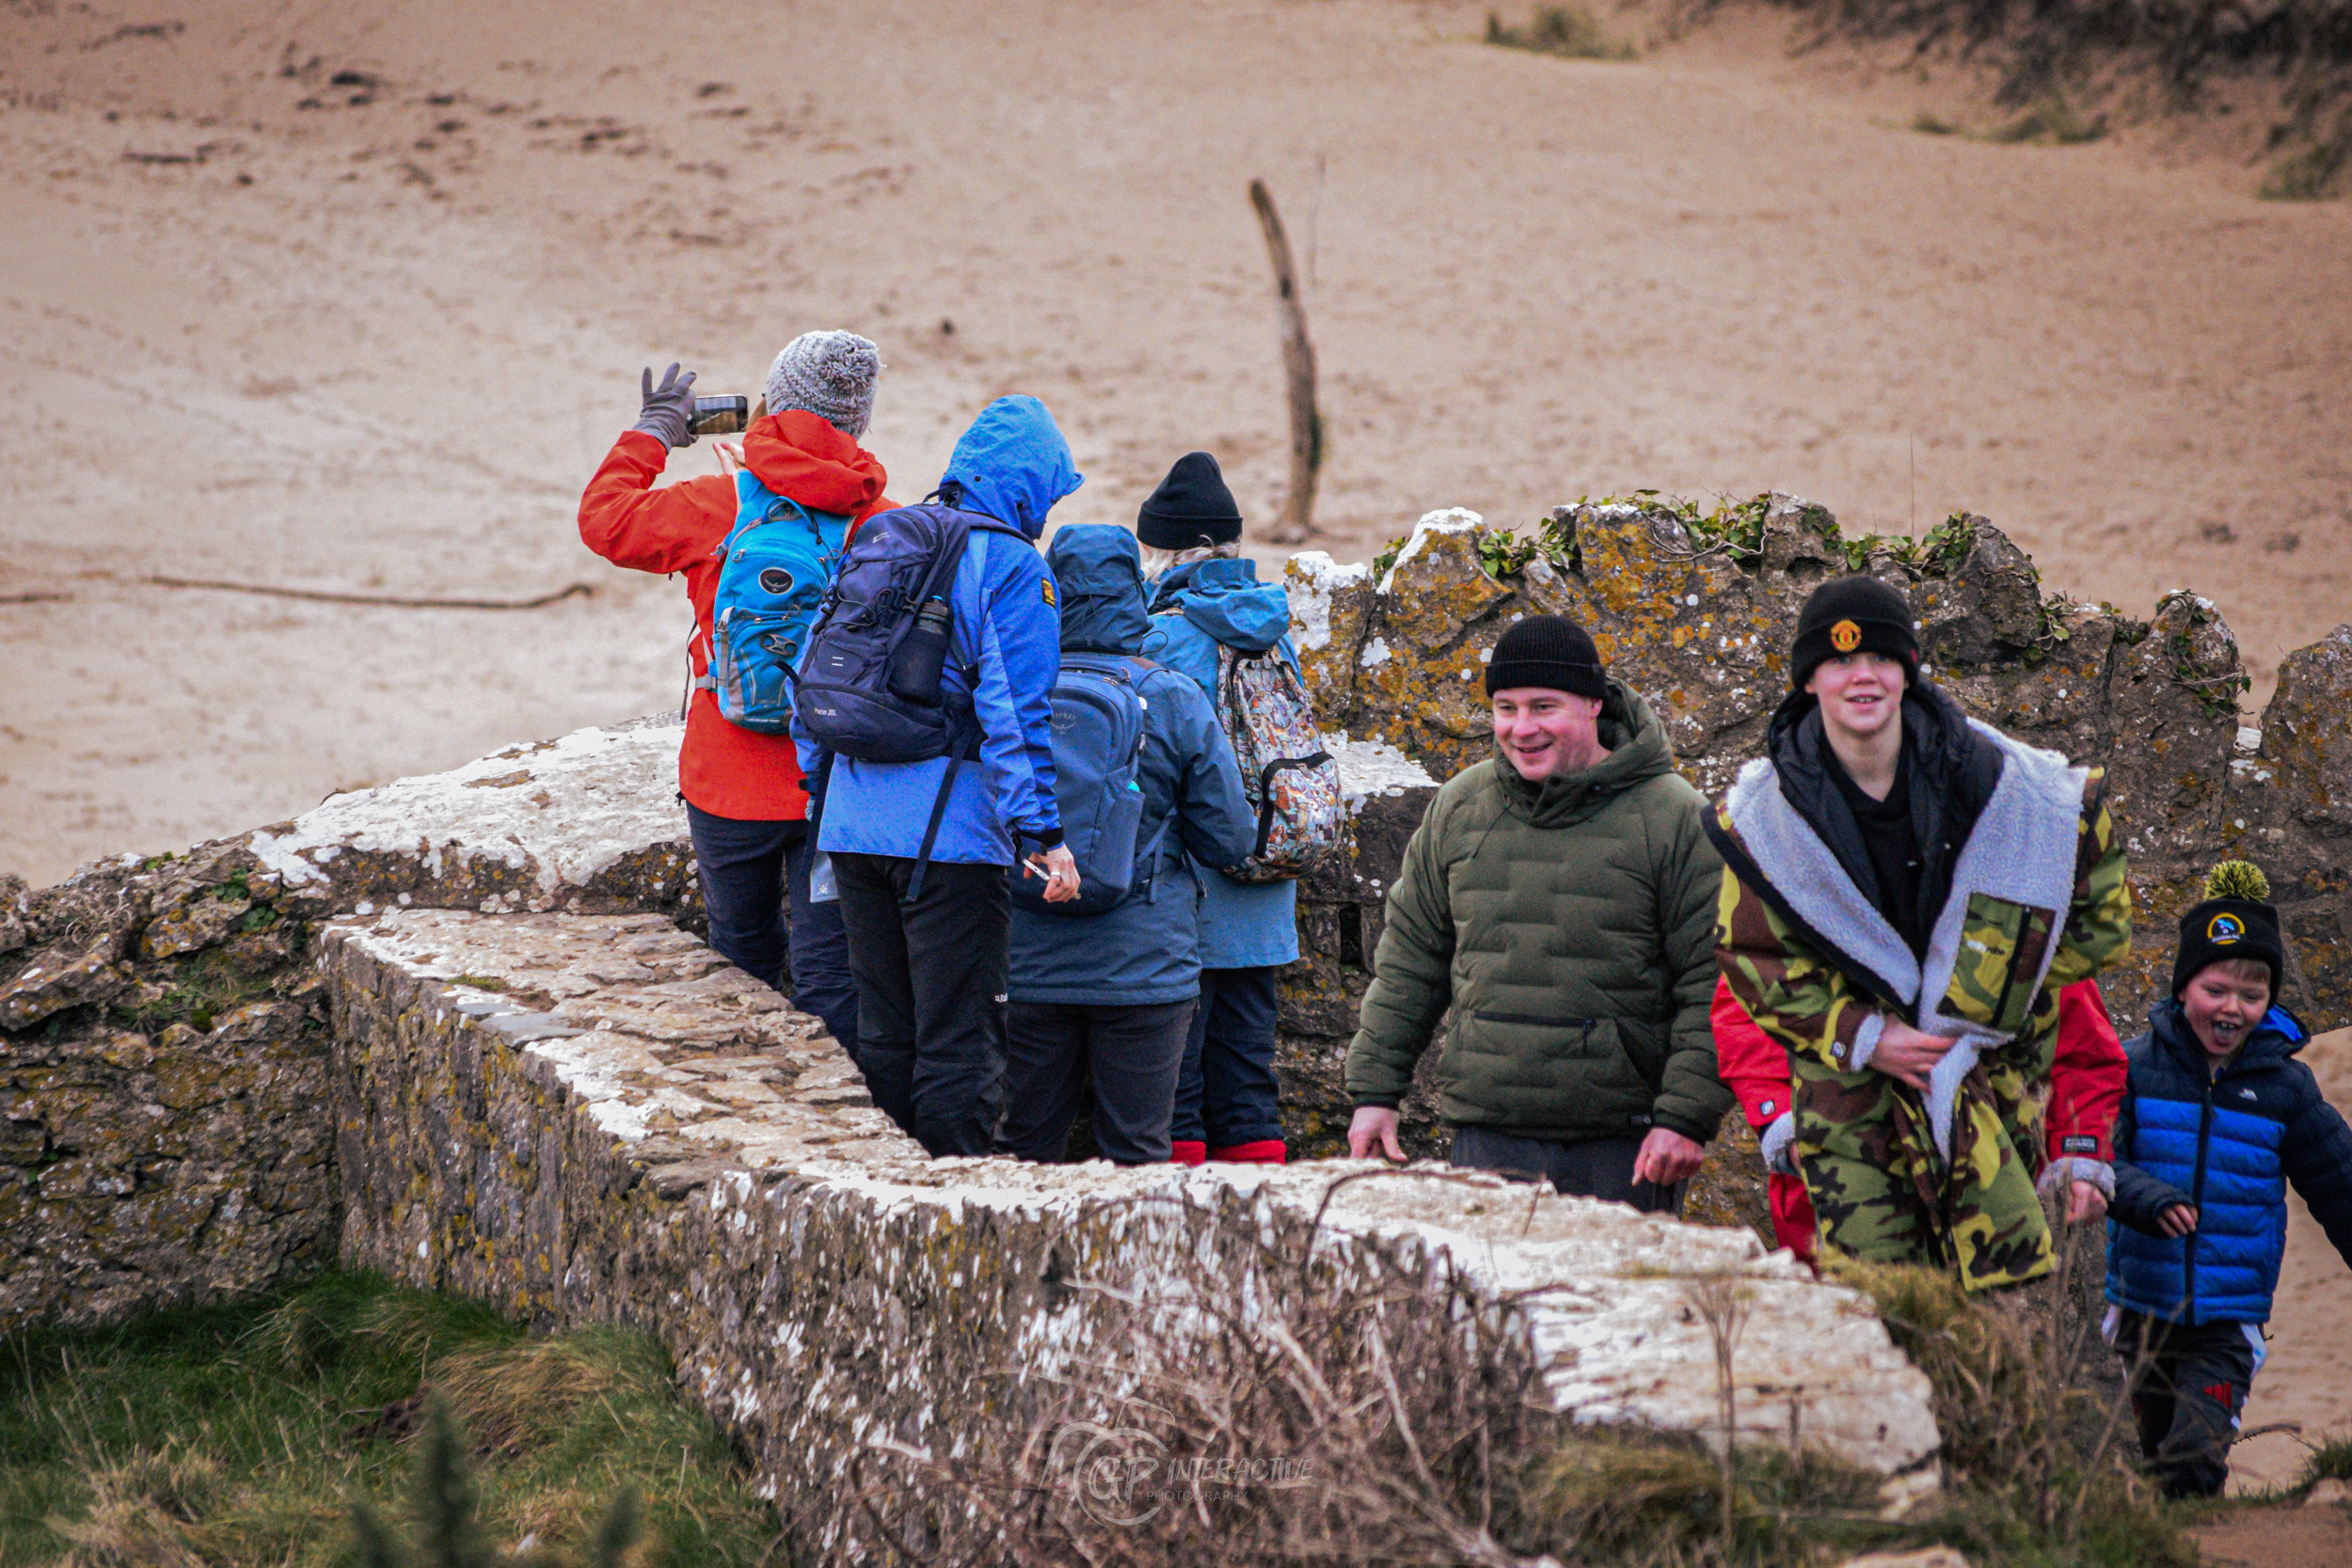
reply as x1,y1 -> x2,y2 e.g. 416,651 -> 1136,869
1215,645 -> 1343,882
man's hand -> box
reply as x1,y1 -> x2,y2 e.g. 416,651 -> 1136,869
1347,1106 -> 1405,1163
1633,1126 -> 1706,1187
1870,1020 -> 1961,1090
2065,1180 -> 2109,1226
1023,844 -> 1081,904
2158,1203 -> 2200,1239
633,362 -> 698,449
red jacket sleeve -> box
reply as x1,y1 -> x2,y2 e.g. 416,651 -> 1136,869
578,430 -> 733,575
1711,975 -> 1795,1128
2047,978 -> 2127,1164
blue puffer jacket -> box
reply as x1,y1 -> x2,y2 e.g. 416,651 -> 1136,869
812,397 -> 1082,866
1009,529 -> 1254,1006
1139,559 -> 1301,969
2106,996 -> 2352,1324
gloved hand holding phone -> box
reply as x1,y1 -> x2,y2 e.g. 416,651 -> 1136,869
633,362 -> 699,449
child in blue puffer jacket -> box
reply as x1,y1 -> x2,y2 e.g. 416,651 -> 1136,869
2106,861 -> 2352,1497
1136,452 -> 1300,1167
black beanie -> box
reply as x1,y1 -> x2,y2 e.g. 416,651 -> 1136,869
2172,861 -> 2284,1003
1789,575 -> 1921,691
1136,451 -> 1243,549
1485,615 -> 1608,700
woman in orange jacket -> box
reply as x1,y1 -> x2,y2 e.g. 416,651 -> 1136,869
576,334 -> 894,1046
1711,974 -> 2127,1264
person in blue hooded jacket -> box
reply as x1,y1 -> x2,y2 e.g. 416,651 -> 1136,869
2104,861 -> 2352,1497
1136,451 -> 1300,1167
811,395 -> 1084,1158
997,525 -> 1256,1166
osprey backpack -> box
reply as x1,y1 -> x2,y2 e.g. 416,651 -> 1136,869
695,471 -> 850,735
1010,654 -> 1176,918
1215,644 -> 1342,882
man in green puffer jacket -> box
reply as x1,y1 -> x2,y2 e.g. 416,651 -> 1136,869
1344,615 -> 1732,1211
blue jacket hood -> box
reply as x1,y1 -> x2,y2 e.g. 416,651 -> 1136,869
1046,526 -> 1150,654
1149,558 -> 1290,652
940,395 -> 1083,539
2150,995 -> 2308,1073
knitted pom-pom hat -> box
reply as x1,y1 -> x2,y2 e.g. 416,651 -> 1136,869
764,330 -> 881,438
2172,860 -> 2284,1003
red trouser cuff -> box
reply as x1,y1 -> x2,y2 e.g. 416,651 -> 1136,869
1168,1140 -> 1208,1166
1209,1139 -> 1287,1165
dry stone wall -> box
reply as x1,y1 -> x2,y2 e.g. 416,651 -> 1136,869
320,903 -> 1940,1551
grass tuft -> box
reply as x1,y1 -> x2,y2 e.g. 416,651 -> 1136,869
0,1273 -> 778,1568
2260,141 -> 2346,199
1987,95 -> 2107,145
1486,6 -> 1638,62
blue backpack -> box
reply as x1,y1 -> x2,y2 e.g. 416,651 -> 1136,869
1010,654 -> 1174,917
696,471 -> 850,734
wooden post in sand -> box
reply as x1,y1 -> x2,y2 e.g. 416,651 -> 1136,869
1249,178 -> 1321,544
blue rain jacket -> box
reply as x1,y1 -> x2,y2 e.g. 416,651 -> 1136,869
1139,558 -> 1302,969
2106,996 -> 2352,1324
1009,528 -> 1254,1006
813,398 -> 1081,865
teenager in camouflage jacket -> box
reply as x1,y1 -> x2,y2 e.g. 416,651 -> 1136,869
1708,577 -> 2132,1292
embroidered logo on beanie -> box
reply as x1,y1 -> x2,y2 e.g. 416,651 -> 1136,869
1830,619 -> 1862,653
2207,911 -> 2246,943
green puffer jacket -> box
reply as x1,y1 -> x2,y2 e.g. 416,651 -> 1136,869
1344,682 -> 1733,1144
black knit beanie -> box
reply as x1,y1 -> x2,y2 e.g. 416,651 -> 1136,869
1788,575 -> 1921,691
2172,861 -> 2284,1004
1485,615 -> 1608,700
1136,451 -> 1243,549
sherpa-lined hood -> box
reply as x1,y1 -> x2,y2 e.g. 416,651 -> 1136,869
1148,557 -> 1289,653
940,395 -> 1082,538
1046,526 -> 1150,654
740,409 -> 889,517
1492,679 -> 1676,831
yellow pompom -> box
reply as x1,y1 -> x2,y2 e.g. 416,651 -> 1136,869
2203,860 -> 2271,903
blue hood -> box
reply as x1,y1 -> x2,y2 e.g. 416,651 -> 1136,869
2150,995 -> 2308,1074
940,395 -> 1083,538
1148,558 -> 1289,652
1045,526 -> 1150,654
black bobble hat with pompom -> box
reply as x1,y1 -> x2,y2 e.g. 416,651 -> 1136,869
2172,860 -> 2284,1002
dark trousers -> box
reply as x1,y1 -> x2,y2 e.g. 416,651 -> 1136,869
1171,966 -> 1284,1148
832,852 -> 1009,1158
2112,1311 -> 2264,1498
1448,1126 -> 1684,1215
686,803 -> 858,1050
998,999 -> 1194,1166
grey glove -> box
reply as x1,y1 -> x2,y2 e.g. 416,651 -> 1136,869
1758,1110 -> 1800,1178
632,362 -> 698,448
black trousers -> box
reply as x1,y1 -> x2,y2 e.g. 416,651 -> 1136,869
832,852 -> 1009,1158
685,804 -> 859,1050
1448,1125 -> 1684,1215
1170,966 -> 1284,1149
998,999 -> 1195,1166
2111,1310 -> 2265,1498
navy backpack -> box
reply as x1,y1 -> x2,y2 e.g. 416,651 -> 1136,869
1010,654 -> 1175,917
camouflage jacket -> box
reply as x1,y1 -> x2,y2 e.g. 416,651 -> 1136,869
1709,721 -> 2131,1291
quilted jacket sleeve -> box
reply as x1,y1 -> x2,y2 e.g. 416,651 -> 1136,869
1653,789 -> 1734,1143
1344,791 -> 1463,1109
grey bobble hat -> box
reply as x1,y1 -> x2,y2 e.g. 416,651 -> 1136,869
764,330 -> 881,438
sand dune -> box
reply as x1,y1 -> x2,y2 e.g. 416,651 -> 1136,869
5,0 -> 2347,884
